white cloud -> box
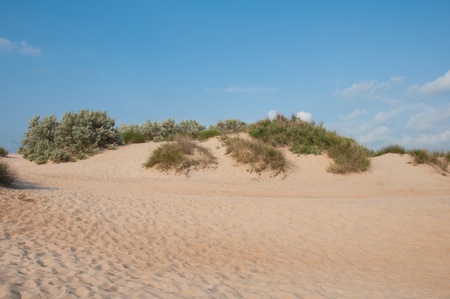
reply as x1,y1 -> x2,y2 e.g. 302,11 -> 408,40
338,109 -> 368,121
406,104 -> 450,132
19,41 -> 41,56
0,37 -> 14,52
333,76 -> 403,102
373,108 -> 401,124
407,70 -> 450,96
267,110 -> 278,120
296,111 -> 312,122
0,37 -> 41,56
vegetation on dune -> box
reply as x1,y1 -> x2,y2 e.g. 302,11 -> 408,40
221,136 -> 286,175
373,144 -> 450,174
119,118 -> 246,143
248,114 -> 371,174
18,110 -> 120,164
144,135 -> 216,174
0,147 -> 8,157
373,144 -> 407,156
0,161 -> 18,187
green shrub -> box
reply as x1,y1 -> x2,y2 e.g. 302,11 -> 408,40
121,131 -> 146,144
198,129 -> 220,141
18,110 -> 120,164
374,144 -> 407,156
0,161 -> 17,187
0,147 -> 8,157
221,136 -> 286,175
213,119 -> 247,134
144,136 -> 216,174
177,120 -> 206,138
248,114 -> 371,174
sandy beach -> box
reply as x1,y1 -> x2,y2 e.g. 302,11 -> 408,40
1,138 -> 449,298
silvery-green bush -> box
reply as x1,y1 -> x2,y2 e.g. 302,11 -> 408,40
177,120 -> 206,138
149,118 -> 178,142
18,110 -> 120,164
212,119 -> 247,133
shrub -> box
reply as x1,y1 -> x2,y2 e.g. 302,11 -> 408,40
122,131 -> 145,144
374,144 -> 407,156
18,110 -> 120,164
198,129 -> 220,141
177,120 -> 206,138
221,136 -> 286,175
144,136 -> 216,174
0,147 -> 8,157
0,161 -> 18,187
248,114 -> 371,174
149,118 -> 178,142
213,119 -> 247,134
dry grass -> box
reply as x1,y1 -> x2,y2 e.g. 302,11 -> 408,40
144,135 -> 216,174
0,161 -> 18,187
221,136 -> 286,175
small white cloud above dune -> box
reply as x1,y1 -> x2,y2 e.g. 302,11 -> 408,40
0,37 -> 41,56
267,110 -> 278,120
407,70 -> 450,96
296,111 -> 312,122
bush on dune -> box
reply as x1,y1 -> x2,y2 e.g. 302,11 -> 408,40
248,114 -> 371,174
0,161 -> 17,187
18,110 -> 121,164
221,136 -> 286,175
144,135 -> 216,174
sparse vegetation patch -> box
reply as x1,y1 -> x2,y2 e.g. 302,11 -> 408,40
222,136 -> 286,175
248,114 -> 371,174
144,136 -> 216,174
0,147 -> 8,157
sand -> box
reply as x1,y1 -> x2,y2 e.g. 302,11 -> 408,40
1,138 -> 449,298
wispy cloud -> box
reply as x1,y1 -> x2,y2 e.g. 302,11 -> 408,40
0,37 -> 41,56
407,70 -> 450,96
206,86 -> 278,93
333,76 -> 403,102
297,111 -> 312,122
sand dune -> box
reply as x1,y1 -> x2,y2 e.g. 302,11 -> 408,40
1,138 -> 449,298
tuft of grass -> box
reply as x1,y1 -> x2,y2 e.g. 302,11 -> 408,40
0,161 -> 18,187
408,149 -> 449,173
198,129 -> 220,141
0,147 -> 8,157
144,136 -> 216,174
248,114 -> 371,174
374,144 -> 407,156
221,136 -> 286,175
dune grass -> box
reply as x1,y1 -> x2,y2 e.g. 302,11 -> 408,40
248,114 -> 371,174
144,135 -> 216,174
221,136 -> 286,175
373,144 -> 407,156
0,161 -> 18,187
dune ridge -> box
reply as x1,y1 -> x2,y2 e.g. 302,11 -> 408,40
1,139 -> 450,298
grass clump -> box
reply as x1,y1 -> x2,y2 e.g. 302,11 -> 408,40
373,144 -> 407,156
248,114 -> 371,174
144,136 -> 216,174
221,136 -> 286,175
0,147 -> 8,157
0,161 -> 18,187
409,149 -> 449,173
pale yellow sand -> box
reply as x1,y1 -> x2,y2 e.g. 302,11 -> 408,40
1,138 -> 449,298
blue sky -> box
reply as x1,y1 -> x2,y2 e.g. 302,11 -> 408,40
1,1 -> 450,152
